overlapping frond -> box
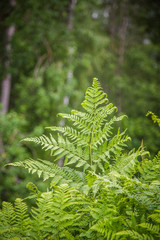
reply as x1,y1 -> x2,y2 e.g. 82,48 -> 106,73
92,115 -> 125,148
22,133 -> 57,152
8,158 -> 86,185
139,152 -> 160,183
116,230 -> 155,240
20,78 -> 130,175
57,111 -> 92,134
149,210 -> 160,224
23,134 -> 90,170
111,148 -> 141,176
81,78 -> 108,114
90,220 -> 116,239
2,78 -> 160,239
0,199 -> 30,239
31,184 -> 89,239
138,223 -> 160,236
46,126 -> 90,146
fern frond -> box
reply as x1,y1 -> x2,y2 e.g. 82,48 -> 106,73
8,158 -> 86,187
24,133 -> 90,169
91,130 -> 131,173
0,201 -> 15,228
8,158 -> 56,180
57,111 -> 92,134
25,182 -> 42,200
90,219 -> 116,239
98,130 -> 130,160
116,230 -> 154,240
55,134 -> 84,160
0,199 -> 30,239
31,184 -> 89,239
149,210 -> 160,224
107,129 -> 131,154
111,148 -> 141,176
58,78 -> 117,137
138,222 -> 160,235
19,78 -> 131,174
146,111 -> 160,127
72,103 -> 116,132
46,125 -> 90,146
14,198 -> 30,231
92,115 -> 126,148
22,133 -> 57,152
139,152 -> 160,183
81,78 -> 107,114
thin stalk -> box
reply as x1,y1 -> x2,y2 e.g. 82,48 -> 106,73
89,90 -> 97,171
89,131 -> 93,171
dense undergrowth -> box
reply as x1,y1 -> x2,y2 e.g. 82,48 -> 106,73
0,78 -> 160,239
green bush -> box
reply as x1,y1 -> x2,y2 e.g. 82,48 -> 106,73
0,78 -> 159,239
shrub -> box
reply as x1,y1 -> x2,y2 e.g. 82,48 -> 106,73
0,78 -> 159,239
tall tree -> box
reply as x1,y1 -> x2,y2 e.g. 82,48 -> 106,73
0,0 -> 16,115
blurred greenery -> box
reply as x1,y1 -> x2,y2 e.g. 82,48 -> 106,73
0,0 -> 160,203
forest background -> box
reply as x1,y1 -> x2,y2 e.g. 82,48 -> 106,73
0,0 -> 160,204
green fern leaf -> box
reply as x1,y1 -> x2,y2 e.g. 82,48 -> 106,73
149,210 -> 160,224
116,230 -> 154,240
0,199 -> 30,239
138,222 -> 160,235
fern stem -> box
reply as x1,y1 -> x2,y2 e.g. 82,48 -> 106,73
89,122 -> 94,171
89,88 -> 96,172
89,134 -> 93,171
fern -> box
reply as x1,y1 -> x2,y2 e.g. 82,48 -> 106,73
116,218 -> 160,240
8,158 -> 86,189
110,147 -> 144,177
138,151 -> 160,184
88,204 -> 121,239
138,223 -> 160,235
146,111 -> 160,127
30,184 -> 89,239
116,230 -> 155,240
2,78 -> 160,239
0,199 -> 30,240
19,78 -> 129,175
149,210 -> 160,224
22,134 -> 57,152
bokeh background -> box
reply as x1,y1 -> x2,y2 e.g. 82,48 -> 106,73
0,0 -> 160,204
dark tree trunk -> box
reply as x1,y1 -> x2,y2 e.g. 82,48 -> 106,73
1,0 -> 16,115
0,0 -> 16,154
1,24 -> 15,115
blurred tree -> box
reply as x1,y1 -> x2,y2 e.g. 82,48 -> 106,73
98,0 -> 160,152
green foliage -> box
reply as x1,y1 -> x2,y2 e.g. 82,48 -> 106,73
146,112 -> 160,127
30,184 -> 89,239
0,112 -> 48,205
9,158 -> 86,188
14,78 -> 130,175
1,79 -> 160,239
0,112 -> 30,204
139,151 -> 160,184
1,0 -> 160,203
0,185 -> 89,240
0,198 -> 30,240
0,112 -> 27,166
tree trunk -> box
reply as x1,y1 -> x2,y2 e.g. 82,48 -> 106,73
1,24 -> 15,115
0,0 -> 16,154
